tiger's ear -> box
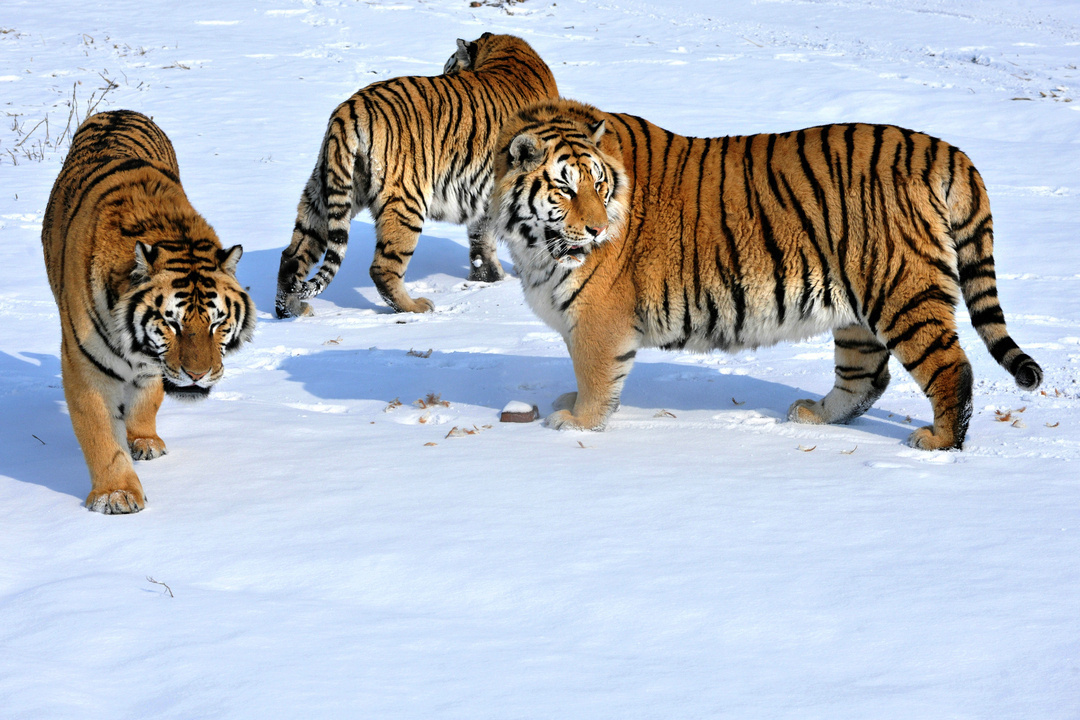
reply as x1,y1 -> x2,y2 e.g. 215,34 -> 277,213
587,119 -> 606,144
508,133 -> 543,171
217,244 -> 243,275
132,241 -> 159,281
447,38 -> 477,72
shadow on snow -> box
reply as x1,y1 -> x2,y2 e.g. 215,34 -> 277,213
277,346 -> 918,441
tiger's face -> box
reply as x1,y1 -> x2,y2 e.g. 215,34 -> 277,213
118,241 -> 256,401
493,117 -> 627,268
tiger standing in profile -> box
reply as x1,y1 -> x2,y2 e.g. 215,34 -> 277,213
42,110 -> 256,513
275,32 -> 559,318
490,99 -> 1042,450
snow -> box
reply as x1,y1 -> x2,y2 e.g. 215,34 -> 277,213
1,0 -> 1079,717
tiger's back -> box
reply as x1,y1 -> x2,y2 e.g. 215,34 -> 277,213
491,99 -> 1041,450
43,110 -> 179,302
602,119 -> 1009,355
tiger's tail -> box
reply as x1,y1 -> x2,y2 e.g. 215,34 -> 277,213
275,103 -> 367,318
946,152 -> 1043,391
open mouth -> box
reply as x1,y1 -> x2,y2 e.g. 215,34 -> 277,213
545,228 -> 588,267
163,377 -> 212,402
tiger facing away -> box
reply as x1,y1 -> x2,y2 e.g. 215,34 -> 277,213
275,32 -> 559,318
490,99 -> 1042,450
42,110 -> 256,513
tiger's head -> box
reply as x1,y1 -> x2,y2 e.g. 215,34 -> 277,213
116,224 -> 256,401
443,32 -> 534,75
491,100 -> 628,268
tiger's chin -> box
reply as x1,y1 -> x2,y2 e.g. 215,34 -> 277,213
554,246 -> 587,267
162,378 -> 213,402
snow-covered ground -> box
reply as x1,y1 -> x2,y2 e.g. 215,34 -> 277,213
2,0 -> 1079,717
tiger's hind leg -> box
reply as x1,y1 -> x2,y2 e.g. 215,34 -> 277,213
276,182 -> 329,318
881,298 -> 973,450
370,206 -> 434,313
467,217 -> 505,283
788,324 -> 891,425
126,376 -> 167,461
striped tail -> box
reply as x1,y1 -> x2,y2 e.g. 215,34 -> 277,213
275,109 -> 363,317
948,155 -> 1043,391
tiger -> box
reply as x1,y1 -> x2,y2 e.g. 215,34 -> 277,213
489,98 -> 1042,450
42,110 -> 256,513
275,32 -> 559,318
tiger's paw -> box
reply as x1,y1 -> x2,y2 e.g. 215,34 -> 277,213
787,398 -> 828,424
404,296 -> 435,313
544,409 -> 588,430
907,425 -> 961,451
276,294 -> 315,319
130,436 -> 168,461
468,260 -> 506,283
552,392 -> 577,412
86,486 -> 146,514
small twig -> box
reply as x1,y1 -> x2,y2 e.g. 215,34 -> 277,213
14,117 -> 47,147
146,576 -> 174,597
32,434 -> 45,445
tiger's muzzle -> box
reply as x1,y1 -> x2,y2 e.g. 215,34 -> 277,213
545,225 -> 609,267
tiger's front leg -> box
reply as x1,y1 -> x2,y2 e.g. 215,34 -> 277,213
370,209 -> 434,313
62,341 -> 146,514
126,376 -> 167,461
466,217 -> 505,283
546,320 -> 639,431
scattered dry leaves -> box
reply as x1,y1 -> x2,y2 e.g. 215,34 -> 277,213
323,336 -> 343,345
654,409 -> 676,418
383,398 -> 402,412
797,444 -> 816,452
732,397 -> 746,406
445,424 -> 490,439
407,348 -> 433,358
995,407 -> 1026,423
840,446 -> 858,455
1046,422 -> 1060,428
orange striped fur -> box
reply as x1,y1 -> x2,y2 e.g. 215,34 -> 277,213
42,110 -> 255,512
491,99 -> 1041,449
276,33 -> 558,317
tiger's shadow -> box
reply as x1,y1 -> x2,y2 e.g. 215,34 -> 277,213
278,346 -> 919,442
0,351 -> 89,502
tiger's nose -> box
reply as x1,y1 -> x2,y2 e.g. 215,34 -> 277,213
184,367 -> 208,382
585,225 -> 607,238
